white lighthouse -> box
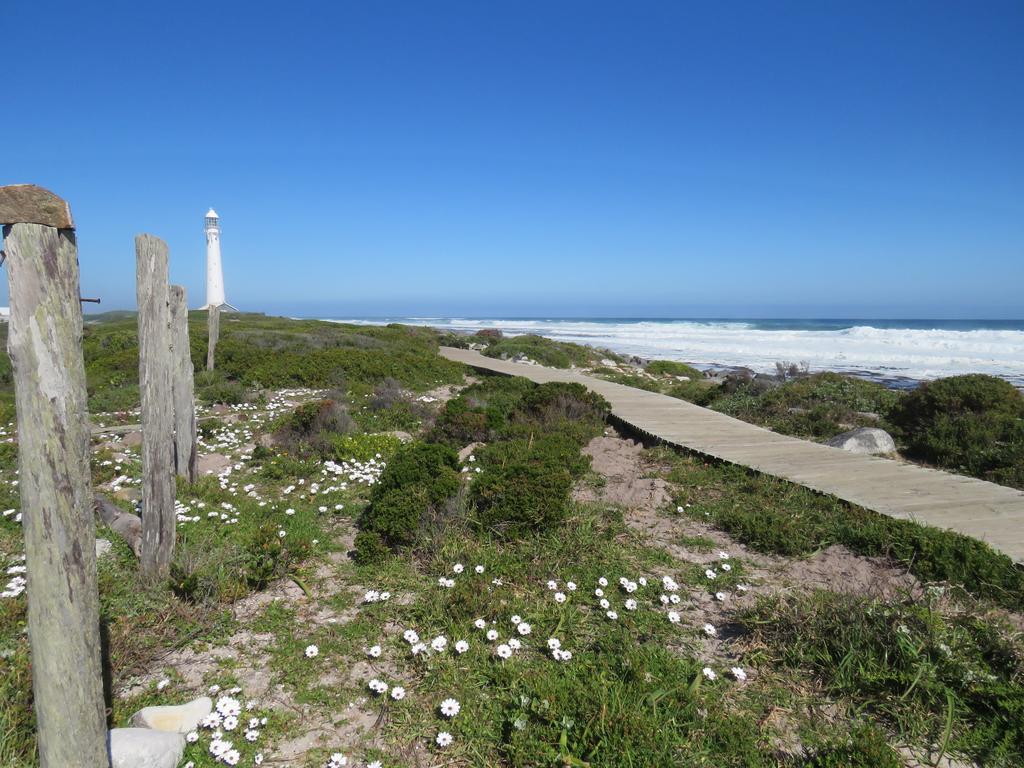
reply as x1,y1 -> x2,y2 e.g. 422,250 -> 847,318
201,208 -> 236,311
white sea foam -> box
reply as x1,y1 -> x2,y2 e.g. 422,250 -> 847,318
330,318 -> 1024,385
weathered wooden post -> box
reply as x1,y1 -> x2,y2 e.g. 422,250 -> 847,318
169,286 -> 198,483
135,234 -> 176,579
206,303 -> 220,371
0,185 -> 109,767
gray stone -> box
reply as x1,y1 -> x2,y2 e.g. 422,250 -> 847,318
95,539 -> 113,558
458,442 -> 485,462
826,427 -> 896,455
108,728 -> 184,768
131,695 -> 212,733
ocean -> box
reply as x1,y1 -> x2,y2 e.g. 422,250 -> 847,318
324,317 -> 1024,387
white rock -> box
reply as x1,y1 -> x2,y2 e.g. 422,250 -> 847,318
130,696 -> 212,733
108,728 -> 184,768
826,427 -> 896,455
95,539 -> 113,558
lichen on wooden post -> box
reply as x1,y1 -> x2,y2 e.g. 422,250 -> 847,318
169,285 -> 198,483
206,303 -> 220,372
135,234 -> 176,580
1,192 -> 109,765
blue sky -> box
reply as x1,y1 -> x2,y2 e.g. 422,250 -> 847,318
3,1 -> 1022,317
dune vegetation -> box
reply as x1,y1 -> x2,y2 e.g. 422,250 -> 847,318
0,315 -> 1022,767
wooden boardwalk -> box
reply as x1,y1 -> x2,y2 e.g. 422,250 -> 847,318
440,347 -> 1024,564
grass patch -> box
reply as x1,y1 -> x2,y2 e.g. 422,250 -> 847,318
662,449 -> 1024,612
738,590 -> 1024,766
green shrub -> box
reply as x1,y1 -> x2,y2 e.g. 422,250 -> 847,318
355,443 -> 461,560
501,382 -> 609,443
646,360 -> 704,379
272,395 -> 357,458
711,372 -> 901,440
370,442 -> 460,505
889,374 -> 1024,489
666,379 -> 722,406
429,376 -> 535,445
198,378 -> 249,405
472,435 -> 586,536
352,530 -> 391,565
359,487 -> 430,548
481,334 -> 601,368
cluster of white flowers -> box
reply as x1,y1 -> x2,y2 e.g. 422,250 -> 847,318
2,556 -> 27,599
363,589 -> 391,603
322,455 -> 386,486
191,692 -> 266,766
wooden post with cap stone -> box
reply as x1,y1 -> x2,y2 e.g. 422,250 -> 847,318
0,185 -> 109,767
135,234 -> 176,579
169,285 -> 198,483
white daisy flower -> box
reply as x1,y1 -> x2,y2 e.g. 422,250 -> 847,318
455,640 -> 469,654
439,698 -> 460,717
304,645 -> 319,658
702,667 -> 717,680
436,731 -> 453,747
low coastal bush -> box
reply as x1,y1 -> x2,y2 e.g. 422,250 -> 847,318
889,374 -> 1024,489
709,372 -> 901,440
369,442 -> 460,504
481,333 -> 609,368
355,442 -> 461,561
645,360 -> 704,379
272,394 -> 357,457
471,435 -> 585,535
502,381 -> 610,443
738,591 -> 1024,766
426,378 -> 609,538
429,376 -> 537,445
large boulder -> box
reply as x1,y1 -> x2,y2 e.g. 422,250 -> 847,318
826,427 -> 896,455
108,728 -> 185,768
131,696 -> 212,733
